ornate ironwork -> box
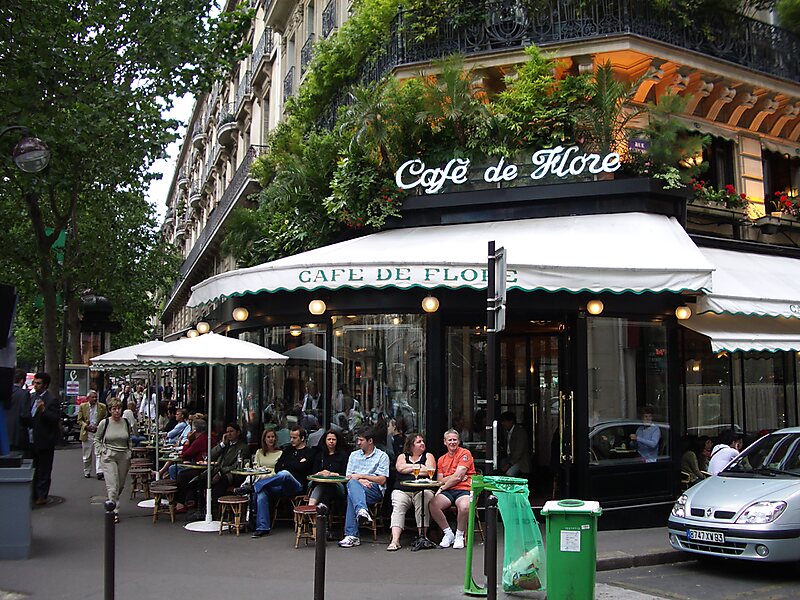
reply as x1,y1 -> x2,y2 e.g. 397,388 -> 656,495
322,0 -> 337,38
235,71 -> 253,116
169,145 -> 269,300
252,28 -> 274,69
301,33 -> 315,75
316,0 -> 800,129
284,66 -> 295,101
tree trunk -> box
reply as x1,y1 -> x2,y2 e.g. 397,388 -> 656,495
39,271 -> 61,396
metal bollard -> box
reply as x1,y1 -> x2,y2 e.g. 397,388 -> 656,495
104,500 -> 116,600
484,494 -> 499,600
314,503 -> 328,600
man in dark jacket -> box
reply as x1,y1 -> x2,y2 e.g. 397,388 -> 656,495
209,422 -> 248,504
4,369 -> 30,453
21,372 -> 61,504
245,426 -> 316,537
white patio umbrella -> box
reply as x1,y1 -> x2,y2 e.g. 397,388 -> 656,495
91,339 -> 168,509
136,332 -> 288,532
284,342 -> 342,364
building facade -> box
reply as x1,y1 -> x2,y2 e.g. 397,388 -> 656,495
160,0 -> 800,521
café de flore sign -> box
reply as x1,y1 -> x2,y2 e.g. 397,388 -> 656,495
395,145 -> 621,194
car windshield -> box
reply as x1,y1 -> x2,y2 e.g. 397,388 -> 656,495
724,433 -> 800,476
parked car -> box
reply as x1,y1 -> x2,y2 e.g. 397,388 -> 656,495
668,427 -> 800,562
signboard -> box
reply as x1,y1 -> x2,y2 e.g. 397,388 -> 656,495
63,364 -> 90,401
495,246 -> 507,333
395,145 -> 621,195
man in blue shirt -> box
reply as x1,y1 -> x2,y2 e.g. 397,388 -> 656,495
630,406 -> 661,463
338,426 -> 389,548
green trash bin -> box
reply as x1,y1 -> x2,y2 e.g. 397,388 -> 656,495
540,499 -> 602,600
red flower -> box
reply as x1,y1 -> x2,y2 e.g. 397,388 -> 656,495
725,184 -> 736,194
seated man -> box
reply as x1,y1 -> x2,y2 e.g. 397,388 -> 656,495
209,423 -> 249,505
338,426 -> 390,548
246,426 -> 316,538
428,429 -> 477,550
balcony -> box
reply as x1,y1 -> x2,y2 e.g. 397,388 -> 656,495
217,104 -> 237,146
383,0 -> 800,84
189,184 -> 203,208
191,125 -> 206,149
164,145 -> 269,315
251,28 -> 275,88
301,33 -> 316,76
177,168 -> 190,189
322,0 -> 336,38
234,71 -> 253,119
283,66 -> 295,102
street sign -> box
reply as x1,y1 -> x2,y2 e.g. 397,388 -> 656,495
63,364 -> 90,401
494,246 -> 506,333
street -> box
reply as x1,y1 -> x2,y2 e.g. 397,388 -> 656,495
598,556 -> 800,600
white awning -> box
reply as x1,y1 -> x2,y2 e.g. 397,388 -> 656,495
187,213 -> 713,307
682,312 -> 800,352
696,247 -> 800,319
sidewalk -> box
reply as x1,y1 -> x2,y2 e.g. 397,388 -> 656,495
0,445 -> 685,599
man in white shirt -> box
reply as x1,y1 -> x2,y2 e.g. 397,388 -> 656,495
708,431 -> 743,475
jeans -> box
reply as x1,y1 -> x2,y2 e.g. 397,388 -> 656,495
254,470 -> 304,532
344,478 -> 383,537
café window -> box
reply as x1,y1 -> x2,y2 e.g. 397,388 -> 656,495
332,314 -> 425,451
682,330 -> 736,438
587,318 -> 670,465
446,326 -> 488,459
763,149 -> 800,212
702,136 -> 735,190
734,352 -> 789,434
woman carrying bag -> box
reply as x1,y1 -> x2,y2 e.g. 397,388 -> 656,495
94,398 -> 132,523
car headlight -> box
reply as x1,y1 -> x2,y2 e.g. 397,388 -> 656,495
735,501 -> 787,524
671,494 -> 688,518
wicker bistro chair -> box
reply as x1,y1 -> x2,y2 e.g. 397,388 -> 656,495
129,466 -> 152,500
293,504 -> 318,548
272,494 -> 308,527
150,481 -> 178,524
218,495 -> 249,536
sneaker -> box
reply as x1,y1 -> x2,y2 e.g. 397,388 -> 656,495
251,530 -> 270,538
356,508 -> 372,526
338,535 -> 361,548
453,531 -> 465,549
439,528 -> 455,548
97,473 -> 104,480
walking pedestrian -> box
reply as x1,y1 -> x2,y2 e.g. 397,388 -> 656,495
77,390 -> 107,478
94,399 -> 132,523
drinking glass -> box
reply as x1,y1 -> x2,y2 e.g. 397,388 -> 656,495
412,463 -> 421,479
427,467 -> 436,479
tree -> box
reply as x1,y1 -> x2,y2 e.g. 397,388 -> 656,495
0,0 -> 251,391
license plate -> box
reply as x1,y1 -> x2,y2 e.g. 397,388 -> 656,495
688,529 -> 725,543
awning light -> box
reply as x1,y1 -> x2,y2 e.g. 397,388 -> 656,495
308,299 -> 327,315
586,299 -> 604,315
232,307 -> 249,322
421,296 -> 440,313
675,306 -> 692,320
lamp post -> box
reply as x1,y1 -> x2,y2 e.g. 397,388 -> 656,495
1,126 -> 50,173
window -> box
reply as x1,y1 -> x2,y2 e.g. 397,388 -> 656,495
734,353 -> 788,434
446,326 -> 488,458
683,330 -> 735,438
763,149 -> 800,212
702,136 -> 735,190
587,318 -> 670,465
332,314 -> 425,448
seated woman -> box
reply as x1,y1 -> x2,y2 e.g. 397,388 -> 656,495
253,428 -> 282,476
680,436 -> 705,484
308,429 -> 348,508
387,433 -> 437,551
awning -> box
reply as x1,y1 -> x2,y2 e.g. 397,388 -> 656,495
682,312 -> 800,352
187,213 -> 713,307
695,247 -> 800,319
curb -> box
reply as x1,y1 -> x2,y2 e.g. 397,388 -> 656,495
597,550 -> 693,571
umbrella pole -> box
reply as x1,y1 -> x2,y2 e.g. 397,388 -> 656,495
205,366 -> 213,524
154,369 -> 160,480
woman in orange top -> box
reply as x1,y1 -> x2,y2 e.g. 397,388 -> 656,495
428,429 -> 476,549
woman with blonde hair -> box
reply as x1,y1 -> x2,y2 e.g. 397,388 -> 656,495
94,399 -> 132,523
253,428 -> 282,479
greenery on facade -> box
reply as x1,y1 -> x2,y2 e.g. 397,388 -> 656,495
0,0 -> 250,377
226,0 -> 777,268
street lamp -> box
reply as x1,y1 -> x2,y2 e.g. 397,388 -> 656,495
2,126 -> 50,173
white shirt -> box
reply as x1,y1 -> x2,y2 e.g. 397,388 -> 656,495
708,445 -> 740,475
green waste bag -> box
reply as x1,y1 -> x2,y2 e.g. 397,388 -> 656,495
466,475 -> 546,594
497,491 -> 546,592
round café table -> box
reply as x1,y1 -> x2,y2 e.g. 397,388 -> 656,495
307,475 -> 348,536
230,468 -> 275,531
399,479 -> 441,551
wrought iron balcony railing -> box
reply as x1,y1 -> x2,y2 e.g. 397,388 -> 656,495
252,27 -> 275,69
322,0 -> 337,38
317,0 -> 800,128
235,71 -> 253,115
167,145 -> 270,306
284,66 -> 295,101
301,33 -> 316,75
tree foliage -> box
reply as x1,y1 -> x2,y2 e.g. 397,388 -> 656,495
0,0 -> 250,383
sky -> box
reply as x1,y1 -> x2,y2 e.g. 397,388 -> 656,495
145,93 -> 196,220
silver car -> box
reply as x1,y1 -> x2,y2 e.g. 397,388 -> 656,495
668,427 -> 800,562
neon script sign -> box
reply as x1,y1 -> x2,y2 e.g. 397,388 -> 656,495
395,145 -> 621,195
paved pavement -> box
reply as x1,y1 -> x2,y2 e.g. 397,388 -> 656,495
0,445 -> 684,599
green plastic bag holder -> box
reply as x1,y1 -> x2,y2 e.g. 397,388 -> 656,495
463,474 -> 535,596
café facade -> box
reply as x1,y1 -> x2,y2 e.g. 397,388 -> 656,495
181,147 -> 800,525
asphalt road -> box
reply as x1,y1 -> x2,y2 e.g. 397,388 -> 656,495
598,556 -> 800,600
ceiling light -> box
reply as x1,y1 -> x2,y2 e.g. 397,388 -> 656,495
586,299 -> 604,315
